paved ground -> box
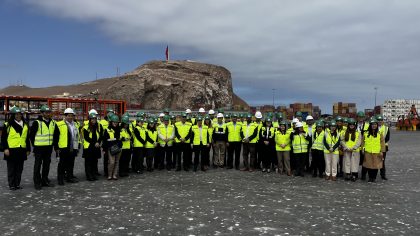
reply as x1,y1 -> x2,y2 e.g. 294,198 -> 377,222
0,130 -> 419,235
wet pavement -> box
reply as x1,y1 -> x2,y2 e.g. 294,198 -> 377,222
0,130 -> 419,235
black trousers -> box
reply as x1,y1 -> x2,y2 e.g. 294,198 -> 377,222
293,153 -> 306,176
305,151 -> 311,171
145,148 -> 155,170
158,145 -> 173,170
360,151 -> 368,178
338,154 -> 344,174
256,143 -> 264,169
261,144 -> 275,169
193,144 -> 208,170
103,151 -> 109,177
83,148 -> 101,180
175,143 -> 191,169
57,149 -> 77,182
380,152 -> 387,177
119,149 -> 132,176
368,168 -> 379,180
33,148 -> 53,186
311,149 -> 325,176
7,158 -> 25,188
132,147 -> 145,172
227,142 -> 241,169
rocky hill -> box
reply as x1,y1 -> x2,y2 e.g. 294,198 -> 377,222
0,60 -> 249,110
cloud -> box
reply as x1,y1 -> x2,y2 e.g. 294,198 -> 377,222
21,0 -> 420,112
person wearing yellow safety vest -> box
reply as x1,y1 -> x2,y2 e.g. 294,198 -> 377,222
83,109 -> 104,177
132,117 -> 146,174
29,105 -> 57,190
362,118 -> 386,183
212,113 -> 228,168
356,111 -> 370,180
335,116 -> 346,178
208,109 -> 216,124
323,121 -> 341,181
99,112 -> 112,176
204,116 -> 213,169
103,114 -> 121,180
376,115 -> 390,180
340,118 -> 362,182
290,122 -> 310,177
190,117 -> 210,172
259,117 -> 276,173
118,116 -> 132,177
82,113 -> 103,181
311,121 -> 325,178
275,121 -> 292,175
174,113 -> 192,171
145,119 -> 158,171
254,111 -> 264,170
226,114 -> 241,170
53,108 -> 81,185
303,115 -> 315,173
240,114 -> 258,172
1,107 -> 30,190
157,115 -> 175,170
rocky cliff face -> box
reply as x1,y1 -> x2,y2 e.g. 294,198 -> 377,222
102,60 -> 234,110
0,60 -> 245,110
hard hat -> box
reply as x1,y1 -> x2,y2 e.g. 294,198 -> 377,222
199,108 -> 205,113
110,115 -> 119,123
279,121 -> 287,126
121,116 -> 130,125
163,115 -> 170,121
343,117 -> 349,123
10,106 -> 22,114
159,113 -> 165,117
255,111 -> 263,119
148,118 -> 155,124
204,115 -> 210,120
181,112 -> 187,117
292,118 -> 299,123
246,114 -> 252,119
89,109 -> 98,115
88,113 -> 97,119
185,109 -> 192,114
357,111 -> 365,117
136,117 -> 144,122
375,114 -> 384,121
335,116 -> 343,122
347,118 -> 356,125
163,108 -> 170,113
266,117 -> 272,122
224,114 -> 230,119
171,115 -> 176,120
306,115 -> 314,121
196,116 -> 203,121
330,121 -> 337,127
106,108 -> 114,113
217,113 -> 224,118
136,112 -> 144,117
276,113 -> 283,119
316,121 -> 324,127
295,122 -> 303,128
369,118 -> 378,124
208,109 -> 215,115
232,113 -> 238,118
296,111 -> 303,117
64,108 -> 75,114
40,105 -> 51,112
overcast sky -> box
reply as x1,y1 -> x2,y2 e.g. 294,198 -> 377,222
1,0 -> 420,113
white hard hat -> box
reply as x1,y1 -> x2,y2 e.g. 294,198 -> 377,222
292,118 -> 299,123
159,113 -> 165,117
64,108 -> 75,114
295,122 -> 303,128
209,109 -> 215,115
217,113 -> 224,118
185,109 -> 192,114
89,109 -> 98,115
199,108 -> 205,113
306,115 -> 314,121
255,111 -> 263,119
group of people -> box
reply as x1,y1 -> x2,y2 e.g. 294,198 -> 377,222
0,105 -> 390,191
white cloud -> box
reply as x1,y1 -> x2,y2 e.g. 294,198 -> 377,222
22,0 -> 420,112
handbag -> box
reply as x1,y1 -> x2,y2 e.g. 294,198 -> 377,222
109,144 -> 121,155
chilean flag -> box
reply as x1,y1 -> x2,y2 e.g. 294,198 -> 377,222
165,45 -> 169,61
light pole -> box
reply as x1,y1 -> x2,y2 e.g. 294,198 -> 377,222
374,87 -> 378,107
272,88 -> 276,108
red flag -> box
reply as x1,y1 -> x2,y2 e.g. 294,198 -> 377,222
165,45 -> 169,61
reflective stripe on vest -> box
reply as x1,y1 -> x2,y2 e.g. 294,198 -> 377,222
145,130 -> 158,149
324,131 -> 339,154
158,124 -> 174,145
275,131 -> 291,151
7,124 -> 28,148
364,133 -> 381,154
311,131 -> 325,151
34,120 -> 55,146
227,122 -> 241,142
342,131 -> 361,152
120,128 -> 131,149
175,122 -> 192,143
292,134 -> 308,153
133,126 -> 146,148
192,125 -> 208,145
242,123 -> 258,143
83,126 -> 100,149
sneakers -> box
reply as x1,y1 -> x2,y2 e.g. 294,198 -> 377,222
381,176 -> 388,180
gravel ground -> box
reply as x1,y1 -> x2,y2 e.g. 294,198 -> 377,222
0,130 -> 419,235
